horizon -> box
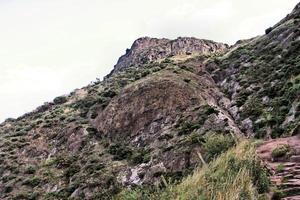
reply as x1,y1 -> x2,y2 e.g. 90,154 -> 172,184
0,0 -> 299,122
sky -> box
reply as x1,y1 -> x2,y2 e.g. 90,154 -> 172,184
0,0 -> 298,122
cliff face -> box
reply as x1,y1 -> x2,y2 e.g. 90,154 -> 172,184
113,37 -> 228,72
0,3 -> 299,200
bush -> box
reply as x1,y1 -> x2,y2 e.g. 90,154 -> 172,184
22,177 -> 41,187
203,133 -> 236,161
64,164 -> 80,178
183,78 -> 191,83
130,149 -> 151,165
236,91 -> 250,107
102,89 -> 117,98
203,105 -> 219,115
177,122 -> 200,135
271,144 -> 290,159
108,143 -> 132,160
53,96 -> 67,104
276,163 -> 284,172
265,27 -> 273,34
24,165 -> 37,174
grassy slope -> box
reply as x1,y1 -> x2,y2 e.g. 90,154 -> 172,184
116,140 -> 269,200
205,7 -> 300,138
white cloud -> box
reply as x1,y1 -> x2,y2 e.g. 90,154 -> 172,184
0,0 -> 298,122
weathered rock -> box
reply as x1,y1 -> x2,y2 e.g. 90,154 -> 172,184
113,37 -> 228,72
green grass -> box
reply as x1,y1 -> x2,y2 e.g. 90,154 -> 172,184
115,140 -> 269,200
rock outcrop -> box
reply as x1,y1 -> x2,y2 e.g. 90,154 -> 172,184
113,37 -> 228,72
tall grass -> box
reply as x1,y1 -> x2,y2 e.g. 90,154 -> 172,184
116,140 -> 269,200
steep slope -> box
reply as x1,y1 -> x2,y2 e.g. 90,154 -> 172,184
0,39 -> 235,199
0,2 -> 299,200
206,2 -> 300,138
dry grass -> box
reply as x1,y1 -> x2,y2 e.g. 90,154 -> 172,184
116,140 -> 268,200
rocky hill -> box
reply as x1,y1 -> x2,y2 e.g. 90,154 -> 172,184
0,2 -> 299,200
112,37 -> 228,72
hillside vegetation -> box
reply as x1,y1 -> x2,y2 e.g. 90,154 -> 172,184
117,140 -> 269,200
0,2 -> 299,200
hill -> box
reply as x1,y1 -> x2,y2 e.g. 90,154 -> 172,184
0,2 -> 299,200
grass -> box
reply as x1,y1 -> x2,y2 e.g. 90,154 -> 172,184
116,140 -> 269,200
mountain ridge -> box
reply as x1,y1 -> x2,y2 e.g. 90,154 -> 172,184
0,2 -> 299,199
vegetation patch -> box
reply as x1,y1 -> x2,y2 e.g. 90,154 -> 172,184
271,144 -> 290,159
202,133 -> 236,161
116,140 -> 269,200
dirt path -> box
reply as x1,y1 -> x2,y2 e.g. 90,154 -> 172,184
257,136 -> 300,200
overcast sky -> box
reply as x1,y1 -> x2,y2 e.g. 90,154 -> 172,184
0,0 -> 298,122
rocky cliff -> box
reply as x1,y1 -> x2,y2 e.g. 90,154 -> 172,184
113,37 -> 228,72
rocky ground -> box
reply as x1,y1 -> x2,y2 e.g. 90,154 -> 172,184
257,136 -> 300,199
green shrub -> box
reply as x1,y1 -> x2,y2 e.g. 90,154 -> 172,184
130,149 -> 151,165
108,143 -> 132,160
236,91 -> 250,107
22,176 -> 41,187
64,164 -> 80,178
271,144 -> 290,159
177,122 -> 200,135
53,96 -> 68,104
102,89 -> 118,98
24,165 -> 37,174
276,164 -> 284,172
203,133 -> 236,161
141,69 -> 151,77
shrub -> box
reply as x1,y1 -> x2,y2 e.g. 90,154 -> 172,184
130,149 -> 151,165
271,144 -> 290,159
102,89 -> 117,98
22,177 -> 41,187
202,105 -> 218,115
265,27 -> 273,34
236,91 -> 250,107
53,96 -> 67,104
276,164 -> 284,172
183,78 -> 191,83
24,165 -> 37,174
86,127 -> 98,136
162,58 -> 172,63
64,164 -> 80,178
180,65 -> 194,72
203,133 -> 236,161
108,143 -> 132,160
141,69 -> 151,77
177,122 -> 200,135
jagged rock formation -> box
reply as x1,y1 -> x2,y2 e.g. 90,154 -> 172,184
0,2 -> 299,200
113,37 -> 228,72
